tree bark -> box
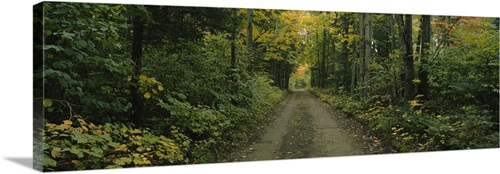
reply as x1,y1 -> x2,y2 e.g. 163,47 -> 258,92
230,8 -> 238,69
362,13 -> 373,97
417,15 -> 431,100
358,13 -> 365,95
130,17 -> 144,126
246,9 -> 253,51
397,14 -> 415,101
342,14 -> 351,90
350,15 -> 359,94
320,27 -> 327,88
357,13 -> 373,98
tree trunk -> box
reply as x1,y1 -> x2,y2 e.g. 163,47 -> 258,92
246,9 -> 253,51
362,13 -> 373,97
320,27 -> 327,88
358,13 -> 365,95
231,8 -> 238,69
417,15 -> 431,100
389,14 -> 399,100
342,14 -> 350,90
245,9 -> 254,72
130,17 -> 144,126
350,16 -> 359,94
397,14 -> 415,101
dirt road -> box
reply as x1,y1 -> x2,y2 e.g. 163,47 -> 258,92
234,90 -> 363,161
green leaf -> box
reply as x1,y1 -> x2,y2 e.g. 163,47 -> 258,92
61,31 -> 75,40
43,45 -> 64,52
77,40 -> 87,47
91,146 -> 104,158
101,134 -> 112,142
43,99 -> 53,107
71,131 -> 88,144
108,142 -> 119,148
106,165 -> 123,169
114,157 -> 132,165
69,145 -> 84,158
43,154 -> 57,167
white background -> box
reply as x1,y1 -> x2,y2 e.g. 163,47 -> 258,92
0,0 -> 498,173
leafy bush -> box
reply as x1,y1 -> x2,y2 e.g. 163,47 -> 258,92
313,89 -> 499,153
42,117 -> 185,171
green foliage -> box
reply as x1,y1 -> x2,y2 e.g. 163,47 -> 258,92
313,89 -> 499,152
37,2 -> 134,123
42,117 -> 185,171
36,2 -> 293,171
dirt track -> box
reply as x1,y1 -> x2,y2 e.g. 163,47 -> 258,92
234,90 -> 363,161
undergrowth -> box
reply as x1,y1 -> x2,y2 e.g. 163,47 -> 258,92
311,88 -> 499,153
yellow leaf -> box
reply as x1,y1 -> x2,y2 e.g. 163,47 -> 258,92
56,124 -> 71,131
143,92 -> 152,99
138,75 -> 147,82
120,128 -> 127,133
46,123 -> 57,130
152,89 -> 158,94
158,85 -> 164,91
133,129 -> 142,134
51,147 -> 62,158
63,120 -> 73,125
88,123 -> 97,129
76,118 -> 87,126
146,77 -> 156,84
412,79 -> 421,84
116,144 -> 127,151
81,126 -> 89,132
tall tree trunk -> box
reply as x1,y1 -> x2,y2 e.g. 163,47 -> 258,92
316,31 -> 321,88
320,27 -> 327,88
246,9 -> 254,72
285,62 -> 292,89
130,17 -> 144,126
358,13 -> 365,95
230,8 -> 238,69
350,16 -> 359,94
330,37 -> 336,88
389,14 -> 399,100
350,61 -> 357,94
362,13 -> 373,97
397,14 -> 415,101
417,15 -> 431,100
342,14 -> 350,90
357,13 -> 373,98
246,9 -> 253,51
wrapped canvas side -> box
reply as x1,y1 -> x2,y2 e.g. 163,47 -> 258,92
33,2 -> 45,172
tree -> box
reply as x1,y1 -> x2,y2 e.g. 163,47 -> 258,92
246,9 -> 254,51
231,8 -> 238,69
397,14 -> 415,101
417,15 -> 431,100
356,13 -> 373,98
130,16 -> 145,126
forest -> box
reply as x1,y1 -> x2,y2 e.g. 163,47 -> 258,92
33,2 -> 499,171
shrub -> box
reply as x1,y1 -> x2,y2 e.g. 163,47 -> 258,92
42,116 -> 185,171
